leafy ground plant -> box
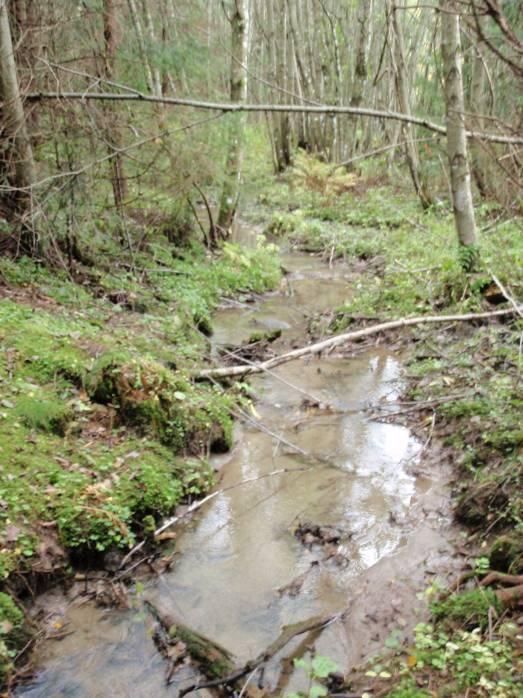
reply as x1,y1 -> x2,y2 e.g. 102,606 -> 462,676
287,655 -> 339,698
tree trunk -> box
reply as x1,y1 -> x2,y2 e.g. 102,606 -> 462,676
349,0 -> 372,156
440,1 -> 478,271
217,0 -> 249,234
127,0 -> 155,94
102,0 -> 128,214
388,0 -> 433,209
468,36 -> 489,198
0,0 -> 37,252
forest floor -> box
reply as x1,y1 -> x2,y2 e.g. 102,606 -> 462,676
0,166 -> 522,696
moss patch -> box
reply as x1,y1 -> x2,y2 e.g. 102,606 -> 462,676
0,229 -> 281,673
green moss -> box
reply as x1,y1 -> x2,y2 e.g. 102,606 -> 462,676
490,535 -> 523,574
0,593 -> 29,683
14,395 -> 72,435
387,682 -> 430,698
87,354 -> 234,455
172,627 -> 234,678
247,328 -> 282,344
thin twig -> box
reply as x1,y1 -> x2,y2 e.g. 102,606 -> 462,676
119,466 -> 312,568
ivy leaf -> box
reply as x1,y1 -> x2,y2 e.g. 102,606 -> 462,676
311,655 -> 338,678
309,686 -> 328,698
293,658 -> 309,671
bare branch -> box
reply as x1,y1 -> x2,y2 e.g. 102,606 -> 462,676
24,90 -> 523,144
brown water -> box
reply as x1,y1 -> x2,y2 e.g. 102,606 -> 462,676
18,246 -> 455,697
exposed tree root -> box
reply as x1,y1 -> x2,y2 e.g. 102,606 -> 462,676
479,571 -> 523,608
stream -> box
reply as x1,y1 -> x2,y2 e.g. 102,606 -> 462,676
18,240 -> 457,697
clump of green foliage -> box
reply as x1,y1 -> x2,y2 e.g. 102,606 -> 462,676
430,589 -> 502,631
0,593 -> 28,684
289,152 -> 358,199
0,229 -> 281,585
87,353 -> 234,454
361,619 -> 522,698
287,655 -> 339,698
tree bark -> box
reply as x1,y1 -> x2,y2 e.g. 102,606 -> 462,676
468,35 -> 489,198
101,0 -> 128,214
388,0 -> 433,209
440,1 -> 479,271
217,0 -> 249,234
0,0 -> 37,251
127,0 -> 155,94
349,0 -> 372,156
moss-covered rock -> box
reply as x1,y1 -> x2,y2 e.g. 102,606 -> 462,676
87,353 -> 233,455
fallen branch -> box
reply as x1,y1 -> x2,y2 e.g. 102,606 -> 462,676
489,273 -> 523,320
25,90 -> 523,144
197,309 -> 517,379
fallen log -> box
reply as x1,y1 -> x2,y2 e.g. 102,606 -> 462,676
146,596 -> 339,695
145,598 -> 236,682
196,308 -> 517,379
178,613 -> 339,697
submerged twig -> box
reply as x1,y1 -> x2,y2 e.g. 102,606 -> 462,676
119,466 -> 312,568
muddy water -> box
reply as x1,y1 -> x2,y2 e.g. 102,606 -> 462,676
18,248 -> 455,697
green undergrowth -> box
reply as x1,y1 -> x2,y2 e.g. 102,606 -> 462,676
0,592 -> 28,682
254,165 -> 521,322
0,233 -> 280,595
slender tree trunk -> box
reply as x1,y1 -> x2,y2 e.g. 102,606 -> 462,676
440,1 -> 478,270
350,0 -> 372,156
0,0 -> 37,251
217,0 -> 249,234
127,0 -> 155,94
102,0 -> 128,213
140,0 -> 162,97
388,0 -> 433,209
469,37 -> 489,198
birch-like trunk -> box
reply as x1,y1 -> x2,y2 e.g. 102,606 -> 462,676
127,0 -> 155,94
440,1 -> 478,270
0,0 -> 37,247
217,0 -> 249,234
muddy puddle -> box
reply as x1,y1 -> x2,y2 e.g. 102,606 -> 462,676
18,243 -> 457,697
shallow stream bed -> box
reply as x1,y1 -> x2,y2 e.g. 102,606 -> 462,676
18,246 -> 458,697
